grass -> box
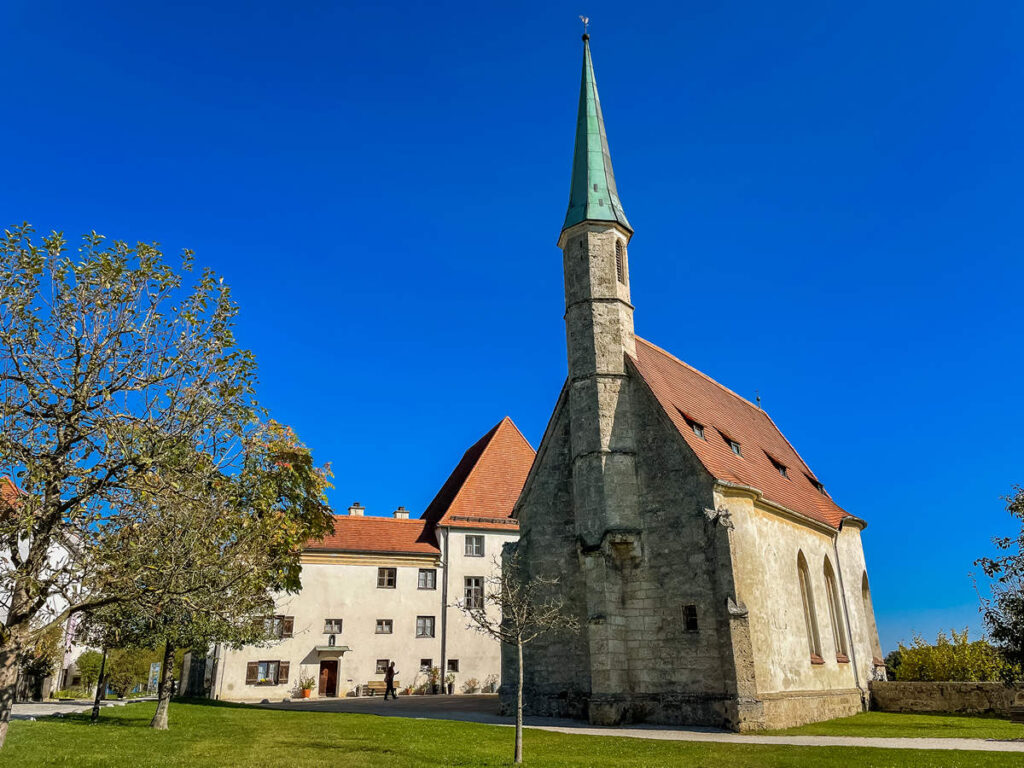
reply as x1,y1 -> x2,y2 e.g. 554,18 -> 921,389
0,699 -> 1020,767
770,711 -> 1024,740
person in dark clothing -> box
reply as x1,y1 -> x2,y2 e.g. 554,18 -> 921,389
383,662 -> 398,700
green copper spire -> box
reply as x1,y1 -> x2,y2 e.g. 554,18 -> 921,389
562,35 -> 632,234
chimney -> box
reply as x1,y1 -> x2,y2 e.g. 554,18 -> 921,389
347,502 -> 365,516
393,506 -> 409,519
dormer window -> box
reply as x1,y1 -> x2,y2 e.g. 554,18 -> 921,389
805,473 -> 826,494
615,241 -> 626,285
718,432 -> 741,456
768,455 -> 788,478
677,409 -> 705,440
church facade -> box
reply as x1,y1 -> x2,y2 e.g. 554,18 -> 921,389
504,36 -> 885,731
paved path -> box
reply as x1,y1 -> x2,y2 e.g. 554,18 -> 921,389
11,697 -> 156,720
258,694 -> 1024,753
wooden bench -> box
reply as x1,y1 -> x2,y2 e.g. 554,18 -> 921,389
363,680 -> 400,696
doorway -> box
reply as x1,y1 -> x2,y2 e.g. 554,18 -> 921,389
318,660 -> 338,697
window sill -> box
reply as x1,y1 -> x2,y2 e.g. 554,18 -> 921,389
836,654 -> 850,664
810,654 -> 825,665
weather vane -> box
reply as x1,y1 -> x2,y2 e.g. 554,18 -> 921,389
579,15 -> 590,35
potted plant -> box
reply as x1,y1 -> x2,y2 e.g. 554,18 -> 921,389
445,672 -> 455,695
428,666 -> 440,695
299,675 -> 317,699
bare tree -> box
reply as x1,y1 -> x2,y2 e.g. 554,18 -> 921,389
454,548 -> 579,764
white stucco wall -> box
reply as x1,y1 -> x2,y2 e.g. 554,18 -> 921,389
721,487 -> 878,699
214,527 -> 516,701
441,527 -> 518,692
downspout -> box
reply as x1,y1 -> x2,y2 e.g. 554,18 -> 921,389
832,522 -> 865,709
439,527 -> 450,688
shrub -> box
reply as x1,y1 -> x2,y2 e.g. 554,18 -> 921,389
893,629 -> 1016,682
462,678 -> 479,694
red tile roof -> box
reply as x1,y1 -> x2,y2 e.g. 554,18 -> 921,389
307,515 -> 440,556
306,417 -> 535,555
421,417 -> 534,531
0,477 -> 20,509
631,337 -> 850,529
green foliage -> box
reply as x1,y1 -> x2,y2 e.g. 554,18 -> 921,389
975,485 -> 1024,671
74,651 -> 104,691
17,623 -> 63,679
0,223 -> 334,740
891,629 -> 1015,682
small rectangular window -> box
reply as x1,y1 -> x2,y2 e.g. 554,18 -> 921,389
256,660 -> 280,684
416,616 -> 435,638
447,659 -> 459,672
375,659 -> 389,674
615,242 -> 626,284
324,618 -> 343,634
464,577 -> 484,610
719,432 -> 741,456
418,569 -> 437,590
683,604 -> 699,632
265,615 -> 293,639
805,473 -> 826,494
377,567 -> 397,588
420,658 -> 432,672
375,619 -> 393,634
465,535 -> 485,557
768,455 -> 788,478
677,409 -> 705,440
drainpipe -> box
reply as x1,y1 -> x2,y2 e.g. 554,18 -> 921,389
440,527 -> 449,689
832,522 -> 865,709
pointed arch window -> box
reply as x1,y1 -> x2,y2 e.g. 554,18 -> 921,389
615,240 -> 626,285
823,558 -> 848,660
797,552 -> 822,663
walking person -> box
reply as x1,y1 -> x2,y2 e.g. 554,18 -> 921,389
383,661 -> 398,700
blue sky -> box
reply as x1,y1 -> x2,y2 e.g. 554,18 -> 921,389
3,1 -> 1022,653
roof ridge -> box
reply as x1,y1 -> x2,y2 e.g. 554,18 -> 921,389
634,337 -> 765,414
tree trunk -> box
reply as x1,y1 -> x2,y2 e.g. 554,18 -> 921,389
149,641 -> 175,730
90,649 -> 108,723
0,642 -> 20,749
515,640 -> 523,764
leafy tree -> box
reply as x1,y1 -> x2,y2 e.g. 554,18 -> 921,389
454,550 -> 579,765
975,485 -> 1024,672
0,224 -> 332,746
892,629 -> 1014,682
74,650 -> 104,692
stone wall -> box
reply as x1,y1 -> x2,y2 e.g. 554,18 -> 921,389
869,681 -> 1024,715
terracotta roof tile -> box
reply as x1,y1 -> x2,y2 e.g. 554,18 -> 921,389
421,417 -> 535,530
307,516 -> 440,556
306,418 -> 535,555
631,337 -> 850,529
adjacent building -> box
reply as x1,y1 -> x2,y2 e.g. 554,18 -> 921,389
209,417 -> 534,701
505,35 -> 885,731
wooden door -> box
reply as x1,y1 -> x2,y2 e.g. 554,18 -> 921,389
318,660 -> 338,697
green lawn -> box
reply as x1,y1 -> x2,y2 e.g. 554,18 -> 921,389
770,711 -> 1024,740
0,699 -> 1020,768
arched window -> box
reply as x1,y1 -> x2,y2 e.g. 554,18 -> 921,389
797,552 -> 822,661
615,240 -> 626,285
823,558 -> 848,658
861,572 -> 884,663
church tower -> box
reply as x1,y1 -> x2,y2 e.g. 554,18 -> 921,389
558,33 -> 643,725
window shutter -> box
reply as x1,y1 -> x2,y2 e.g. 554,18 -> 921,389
245,662 -> 258,685
282,617 -> 294,638
277,661 -> 290,684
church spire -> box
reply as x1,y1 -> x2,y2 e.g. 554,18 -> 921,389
562,34 -> 632,234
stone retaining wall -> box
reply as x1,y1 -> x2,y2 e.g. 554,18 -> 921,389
869,681 -> 1024,715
